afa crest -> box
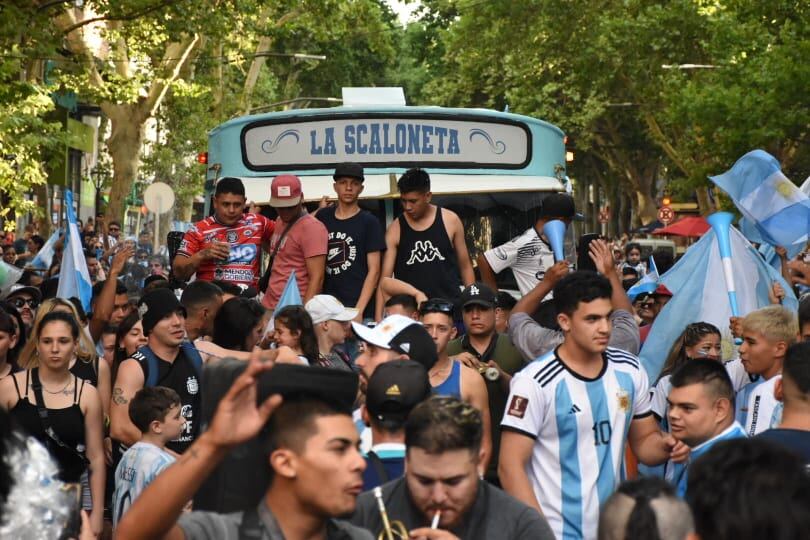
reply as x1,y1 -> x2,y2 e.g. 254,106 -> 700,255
616,390 -> 630,413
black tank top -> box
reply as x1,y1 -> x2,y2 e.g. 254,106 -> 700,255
394,207 -> 462,302
9,369 -> 87,482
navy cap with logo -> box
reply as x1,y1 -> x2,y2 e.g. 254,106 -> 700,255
459,282 -> 497,309
366,360 -> 431,422
333,162 -> 364,182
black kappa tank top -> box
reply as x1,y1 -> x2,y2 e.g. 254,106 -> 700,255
393,207 -> 462,302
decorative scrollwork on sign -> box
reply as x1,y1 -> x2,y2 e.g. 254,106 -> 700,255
468,128 -> 506,155
261,129 -> 301,153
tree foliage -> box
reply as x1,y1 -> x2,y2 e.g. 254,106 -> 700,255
414,0 -> 809,223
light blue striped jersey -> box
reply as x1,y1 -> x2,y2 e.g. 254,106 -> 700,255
112,442 -> 175,526
735,374 -> 783,436
501,347 -> 651,540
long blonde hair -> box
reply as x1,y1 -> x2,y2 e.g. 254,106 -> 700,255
18,298 -> 98,369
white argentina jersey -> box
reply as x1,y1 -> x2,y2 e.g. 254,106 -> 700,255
736,374 -> 783,436
502,347 -> 651,540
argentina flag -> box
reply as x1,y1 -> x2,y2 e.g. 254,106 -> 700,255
57,190 -> 93,312
627,256 -> 659,301
710,150 -> 810,248
639,225 -> 798,381
28,229 -> 61,271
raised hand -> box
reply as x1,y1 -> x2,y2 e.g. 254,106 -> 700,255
588,238 -> 615,276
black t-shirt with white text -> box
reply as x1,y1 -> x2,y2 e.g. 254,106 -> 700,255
316,206 -> 385,313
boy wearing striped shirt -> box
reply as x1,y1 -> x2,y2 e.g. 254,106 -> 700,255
499,271 -> 688,540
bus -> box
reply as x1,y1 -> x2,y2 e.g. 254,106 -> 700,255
203,103 -> 569,291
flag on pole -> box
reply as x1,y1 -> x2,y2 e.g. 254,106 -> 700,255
639,225 -> 798,382
28,229 -> 61,271
710,149 -> 810,249
627,256 -> 659,301
57,190 -> 93,312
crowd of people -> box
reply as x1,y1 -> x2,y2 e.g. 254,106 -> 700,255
1,163 -> 810,540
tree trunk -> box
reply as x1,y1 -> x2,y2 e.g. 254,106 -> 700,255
636,191 -> 658,225
105,105 -> 146,222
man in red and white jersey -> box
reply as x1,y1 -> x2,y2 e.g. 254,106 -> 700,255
173,177 -> 274,288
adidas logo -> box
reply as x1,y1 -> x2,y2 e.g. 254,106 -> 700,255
386,384 -> 401,396
569,404 -> 581,414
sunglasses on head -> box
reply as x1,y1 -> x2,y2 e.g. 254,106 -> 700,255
419,299 -> 455,315
11,297 -> 39,309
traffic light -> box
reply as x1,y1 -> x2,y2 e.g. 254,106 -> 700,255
662,195 -> 671,206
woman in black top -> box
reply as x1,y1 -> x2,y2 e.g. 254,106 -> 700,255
0,311 -> 106,537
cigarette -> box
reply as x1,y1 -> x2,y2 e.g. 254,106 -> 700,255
431,510 -> 441,529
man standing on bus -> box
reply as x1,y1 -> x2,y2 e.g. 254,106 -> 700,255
378,168 -> 474,319
316,163 -> 385,321
173,177 -> 274,289
262,174 -> 328,310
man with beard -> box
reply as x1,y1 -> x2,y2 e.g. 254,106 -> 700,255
2,284 -> 40,334
352,396 -> 554,540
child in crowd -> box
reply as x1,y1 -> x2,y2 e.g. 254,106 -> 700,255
736,306 -> 798,436
112,386 -> 185,526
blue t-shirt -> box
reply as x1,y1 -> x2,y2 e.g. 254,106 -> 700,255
757,428 -> 810,464
113,441 -> 176,525
316,206 -> 385,314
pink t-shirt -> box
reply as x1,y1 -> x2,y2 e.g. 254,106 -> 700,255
262,213 -> 328,310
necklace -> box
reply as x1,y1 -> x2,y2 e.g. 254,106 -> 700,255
41,377 -> 72,395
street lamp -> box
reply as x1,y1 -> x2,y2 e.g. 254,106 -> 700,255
90,164 -> 110,218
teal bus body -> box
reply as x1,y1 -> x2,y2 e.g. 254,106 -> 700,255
204,105 -> 568,291
205,105 -> 567,205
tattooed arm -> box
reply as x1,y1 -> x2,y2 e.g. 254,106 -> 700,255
116,350 -> 282,540
109,359 -> 144,447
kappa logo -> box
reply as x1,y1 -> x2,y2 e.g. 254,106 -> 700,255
328,247 -> 341,260
406,240 -> 446,265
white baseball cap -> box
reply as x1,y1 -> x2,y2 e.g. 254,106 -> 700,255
305,294 -> 358,324
351,314 -> 438,371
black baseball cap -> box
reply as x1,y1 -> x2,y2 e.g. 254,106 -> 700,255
539,193 -> 583,220
333,162 -> 364,182
459,282 -> 497,309
366,360 -> 431,422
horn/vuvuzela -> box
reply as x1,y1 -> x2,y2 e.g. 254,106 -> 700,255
707,211 -> 743,344
542,219 -> 567,263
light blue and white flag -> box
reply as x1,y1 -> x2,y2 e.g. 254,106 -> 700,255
710,150 -> 810,249
0,260 -> 23,297
263,271 -> 302,337
57,190 -> 93,312
639,225 -> 798,381
273,270 -> 302,317
627,256 -> 659,301
28,229 -> 61,271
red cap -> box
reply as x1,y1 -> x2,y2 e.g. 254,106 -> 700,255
270,175 -> 303,207
653,284 -> 673,297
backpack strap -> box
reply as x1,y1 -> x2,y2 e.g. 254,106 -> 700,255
237,506 -> 264,539
133,346 -> 159,388
180,341 -> 203,382
367,450 -> 391,485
